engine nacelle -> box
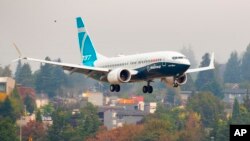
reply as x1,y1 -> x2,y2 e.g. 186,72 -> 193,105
162,74 -> 187,87
107,68 -> 132,84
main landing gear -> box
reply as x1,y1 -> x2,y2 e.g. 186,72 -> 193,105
142,81 -> 153,93
110,84 -> 120,92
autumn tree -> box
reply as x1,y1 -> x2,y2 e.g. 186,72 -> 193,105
179,112 -> 204,141
187,92 -> 225,127
22,120 -> 46,141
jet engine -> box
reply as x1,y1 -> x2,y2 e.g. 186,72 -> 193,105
162,73 -> 187,87
107,68 -> 132,84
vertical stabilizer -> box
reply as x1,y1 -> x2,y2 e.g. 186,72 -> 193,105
76,17 -> 97,66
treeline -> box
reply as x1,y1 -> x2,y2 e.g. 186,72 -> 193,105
14,57 -> 96,98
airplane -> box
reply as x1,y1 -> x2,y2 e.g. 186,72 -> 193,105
14,17 -> 215,93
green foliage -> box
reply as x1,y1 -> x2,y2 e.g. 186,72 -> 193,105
36,109 -> 42,122
232,98 -> 240,120
241,43 -> 250,81
16,63 -> 34,87
187,92 -> 225,128
41,103 -> 54,116
47,103 -> 100,141
0,118 -> 18,141
0,65 -> 12,77
195,53 -> 223,98
0,97 -> 16,122
224,51 -> 241,83
35,57 -> 67,97
24,95 -> 36,114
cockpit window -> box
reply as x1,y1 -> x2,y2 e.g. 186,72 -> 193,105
172,56 -> 185,60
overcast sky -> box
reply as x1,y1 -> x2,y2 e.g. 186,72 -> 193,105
1,0 -> 250,70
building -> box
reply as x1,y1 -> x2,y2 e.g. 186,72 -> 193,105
36,93 -> 49,108
103,108 -> 146,130
0,77 -> 15,101
144,102 -> 157,114
82,91 -> 103,106
223,89 -> 248,104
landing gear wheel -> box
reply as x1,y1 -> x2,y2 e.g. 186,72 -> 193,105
110,85 -> 115,92
143,86 -> 148,93
148,86 -> 153,93
115,85 -> 120,92
110,84 -> 120,92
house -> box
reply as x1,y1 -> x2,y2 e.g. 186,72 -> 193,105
0,77 -> 15,101
223,88 -> 248,104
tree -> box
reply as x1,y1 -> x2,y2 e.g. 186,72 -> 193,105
24,95 -> 36,114
187,92 -> 225,127
224,51 -> 241,83
0,65 -> 12,77
232,98 -> 240,121
179,112 -> 204,141
15,60 -> 22,83
0,97 -> 16,122
36,109 -> 42,122
241,43 -> 250,81
35,57 -> 67,97
17,63 -> 33,87
47,103 -> 101,141
195,53 -> 223,98
181,74 -> 196,91
22,120 -> 46,141
0,118 -> 18,141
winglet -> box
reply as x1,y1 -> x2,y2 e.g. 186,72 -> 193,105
186,52 -> 215,73
209,52 -> 215,69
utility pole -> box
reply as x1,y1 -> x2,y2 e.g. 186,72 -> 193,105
20,114 -> 22,141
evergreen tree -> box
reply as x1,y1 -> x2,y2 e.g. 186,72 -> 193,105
0,118 -> 18,141
35,57 -> 66,97
195,53 -> 223,98
15,60 -> 22,83
17,63 -> 33,87
0,65 -> 12,77
241,43 -> 250,81
224,51 -> 241,83
0,97 -> 16,122
36,109 -> 42,122
24,95 -> 36,114
232,98 -> 240,120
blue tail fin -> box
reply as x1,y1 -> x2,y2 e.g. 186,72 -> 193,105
76,17 -> 97,66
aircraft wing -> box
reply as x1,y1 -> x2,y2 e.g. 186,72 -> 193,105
15,57 -> 109,77
185,53 -> 215,73
14,57 -> 138,80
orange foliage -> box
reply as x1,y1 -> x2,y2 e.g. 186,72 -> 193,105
0,93 -> 7,101
87,124 -> 144,141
